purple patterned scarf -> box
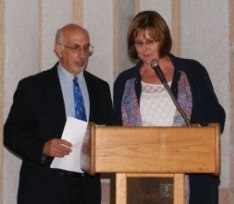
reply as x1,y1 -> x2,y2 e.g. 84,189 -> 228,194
121,71 -> 192,126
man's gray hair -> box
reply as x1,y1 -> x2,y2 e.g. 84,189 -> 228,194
55,28 -> 63,44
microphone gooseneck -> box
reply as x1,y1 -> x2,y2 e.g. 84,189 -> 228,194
150,59 -> 191,126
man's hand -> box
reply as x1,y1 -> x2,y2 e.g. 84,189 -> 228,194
43,138 -> 72,157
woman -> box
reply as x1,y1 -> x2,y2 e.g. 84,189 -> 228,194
112,10 -> 225,204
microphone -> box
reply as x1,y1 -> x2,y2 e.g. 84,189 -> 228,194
151,59 -> 191,126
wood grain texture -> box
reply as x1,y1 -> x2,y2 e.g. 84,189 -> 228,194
81,124 -> 220,175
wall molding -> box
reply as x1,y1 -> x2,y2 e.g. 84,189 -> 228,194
113,0 -> 120,78
73,0 -> 83,25
38,0 -> 42,72
135,0 -> 140,14
171,0 -> 181,56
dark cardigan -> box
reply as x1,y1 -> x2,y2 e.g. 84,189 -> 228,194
112,54 -> 225,204
113,54 -> 225,131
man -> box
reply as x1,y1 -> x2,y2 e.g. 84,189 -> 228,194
4,24 -> 113,204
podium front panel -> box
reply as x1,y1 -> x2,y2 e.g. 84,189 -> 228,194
127,177 -> 173,204
80,125 -> 219,204
81,124 -> 220,175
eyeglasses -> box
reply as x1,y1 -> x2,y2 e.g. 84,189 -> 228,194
134,39 -> 157,48
58,43 -> 94,55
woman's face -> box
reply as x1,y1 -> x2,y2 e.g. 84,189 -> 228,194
134,30 -> 160,65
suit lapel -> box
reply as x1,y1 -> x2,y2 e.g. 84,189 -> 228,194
84,71 -> 95,121
46,65 -> 67,124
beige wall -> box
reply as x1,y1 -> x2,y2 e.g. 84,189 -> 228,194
227,1 -> 234,203
0,1 -> 4,203
0,0 -> 233,203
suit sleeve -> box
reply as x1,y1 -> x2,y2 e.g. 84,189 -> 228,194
4,79 -> 45,164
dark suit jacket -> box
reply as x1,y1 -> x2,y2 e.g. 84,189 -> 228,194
4,63 -> 113,203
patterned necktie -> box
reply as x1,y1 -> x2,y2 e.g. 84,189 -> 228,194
73,76 -> 87,121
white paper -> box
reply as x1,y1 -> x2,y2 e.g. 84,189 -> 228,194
50,116 -> 88,173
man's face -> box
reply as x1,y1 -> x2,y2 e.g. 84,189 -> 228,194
55,26 -> 92,75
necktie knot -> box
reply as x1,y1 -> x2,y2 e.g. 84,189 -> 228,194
73,76 -> 78,85
73,76 -> 87,121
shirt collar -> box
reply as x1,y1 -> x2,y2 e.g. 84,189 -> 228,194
58,63 -> 85,83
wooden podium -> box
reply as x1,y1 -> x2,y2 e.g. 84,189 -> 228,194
81,123 -> 220,204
